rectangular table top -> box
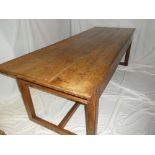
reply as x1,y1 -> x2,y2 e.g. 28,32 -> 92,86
0,27 -> 134,99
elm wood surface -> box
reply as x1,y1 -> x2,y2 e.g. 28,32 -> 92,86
0,27 -> 134,135
0,27 -> 134,100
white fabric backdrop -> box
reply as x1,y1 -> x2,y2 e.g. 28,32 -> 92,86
0,19 -> 155,134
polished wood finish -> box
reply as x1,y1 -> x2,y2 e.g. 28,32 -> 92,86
0,27 -> 134,100
0,27 -> 134,135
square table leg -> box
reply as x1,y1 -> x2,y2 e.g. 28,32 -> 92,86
85,94 -> 99,135
17,79 -> 36,120
120,44 -> 131,66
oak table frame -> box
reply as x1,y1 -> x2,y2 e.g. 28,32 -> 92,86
0,27 -> 135,135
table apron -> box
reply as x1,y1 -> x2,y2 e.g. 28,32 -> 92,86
21,79 -> 88,105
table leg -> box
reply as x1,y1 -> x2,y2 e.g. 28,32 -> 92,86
120,44 -> 131,66
17,79 -> 36,120
16,79 -> 78,135
124,44 -> 131,66
85,95 -> 99,135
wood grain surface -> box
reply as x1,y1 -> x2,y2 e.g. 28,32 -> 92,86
0,27 -> 134,100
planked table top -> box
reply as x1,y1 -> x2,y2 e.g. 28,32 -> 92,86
0,27 -> 134,100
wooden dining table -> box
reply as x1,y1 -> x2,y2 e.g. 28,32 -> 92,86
0,27 -> 135,135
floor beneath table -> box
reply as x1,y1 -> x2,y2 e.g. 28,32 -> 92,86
0,63 -> 155,135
